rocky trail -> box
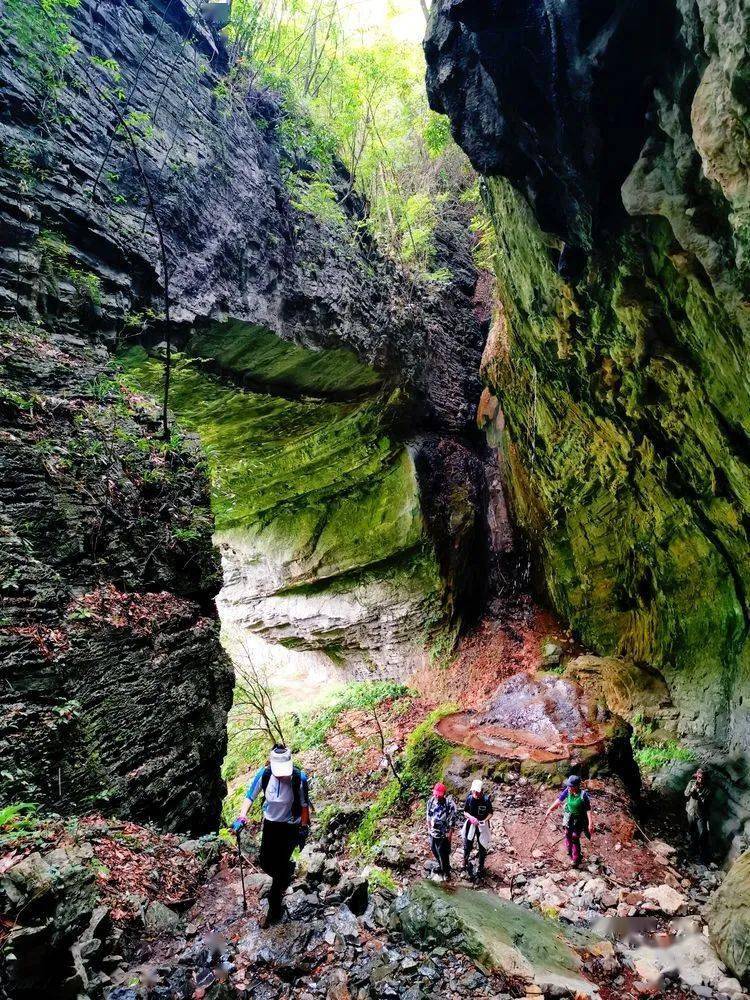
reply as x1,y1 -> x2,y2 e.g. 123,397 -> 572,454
3,621 -> 746,1000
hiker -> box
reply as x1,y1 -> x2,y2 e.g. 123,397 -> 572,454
545,774 -> 592,868
426,782 -> 457,882
232,744 -> 310,925
684,767 -> 712,862
462,778 -> 493,881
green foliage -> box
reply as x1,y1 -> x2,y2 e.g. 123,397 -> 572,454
37,228 -> 72,289
630,715 -> 697,772
366,865 -> 397,892
225,0 -> 474,272
293,681 -> 409,751
2,0 -> 80,98
351,705 -> 456,853
291,176 -> 346,226
0,803 -> 40,846
633,741 -> 697,772
0,385 -> 33,413
69,268 -> 102,306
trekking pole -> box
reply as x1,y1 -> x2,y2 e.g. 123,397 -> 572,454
236,831 -> 248,913
528,818 -> 548,855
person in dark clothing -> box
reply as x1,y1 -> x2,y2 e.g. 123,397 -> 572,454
233,745 -> 310,925
426,782 -> 457,881
545,774 -> 592,867
462,778 -> 493,880
685,768 -> 712,863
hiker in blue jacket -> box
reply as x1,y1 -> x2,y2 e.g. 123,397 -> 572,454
233,745 -> 310,924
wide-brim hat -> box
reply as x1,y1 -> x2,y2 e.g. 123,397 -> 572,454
270,746 -> 293,777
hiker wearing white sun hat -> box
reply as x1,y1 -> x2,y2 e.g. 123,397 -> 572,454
462,778 -> 493,881
232,744 -> 311,924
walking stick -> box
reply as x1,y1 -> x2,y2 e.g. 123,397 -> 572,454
236,831 -> 248,913
528,817 -> 548,855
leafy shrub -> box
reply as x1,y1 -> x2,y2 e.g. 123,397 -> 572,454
2,0 -> 80,97
351,704 -> 456,853
293,681 -> 409,752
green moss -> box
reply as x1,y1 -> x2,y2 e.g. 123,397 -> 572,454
120,343 -> 447,651
351,705 -> 457,853
186,321 -> 382,398
481,176 -> 750,744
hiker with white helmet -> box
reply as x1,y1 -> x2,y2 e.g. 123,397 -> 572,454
545,774 -> 592,868
462,778 -> 493,881
232,745 -> 310,925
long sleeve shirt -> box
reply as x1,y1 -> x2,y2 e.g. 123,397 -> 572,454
426,795 -> 458,838
246,767 -> 309,824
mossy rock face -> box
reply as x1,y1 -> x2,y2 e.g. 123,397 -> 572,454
708,851 -> 750,984
563,655 -> 674,728
480,175 -> 750,794
390,881 -> 596,993
120,339 -> 449,676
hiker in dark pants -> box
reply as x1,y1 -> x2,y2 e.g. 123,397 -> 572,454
685,768 -> 712,863
545,774 -> 592,868
426,782 -> 457,882
233,745 -> 310,925
462,778 -> 493,881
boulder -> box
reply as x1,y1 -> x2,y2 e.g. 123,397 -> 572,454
641,885 -> 687,916
563,656 -> 672,726
144,901 -> 185,936
390,881 -> 597,995
707,851 -> 750,983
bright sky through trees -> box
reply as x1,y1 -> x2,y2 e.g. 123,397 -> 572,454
344,0 -> 426,44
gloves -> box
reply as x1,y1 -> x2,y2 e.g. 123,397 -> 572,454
231,818 -> 247,833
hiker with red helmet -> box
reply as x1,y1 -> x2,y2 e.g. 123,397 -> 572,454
426,782 -> 458,882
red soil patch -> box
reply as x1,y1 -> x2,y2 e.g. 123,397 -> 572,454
411,600 -> 574,707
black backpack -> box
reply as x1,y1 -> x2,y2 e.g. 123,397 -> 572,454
261,765 -> 309,820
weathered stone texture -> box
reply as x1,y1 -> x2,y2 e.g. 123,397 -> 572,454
425,0 -> 750,848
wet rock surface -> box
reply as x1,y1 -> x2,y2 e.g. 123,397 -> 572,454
436,674 -> 637,788
707,850 -> 750,984
424,0 -> 674,249
0,0 -> 497,676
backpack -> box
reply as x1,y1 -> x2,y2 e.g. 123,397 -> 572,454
564,790 -> 586,819
261,765 -> 308,820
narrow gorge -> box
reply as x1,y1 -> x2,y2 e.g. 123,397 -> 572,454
2,1 -> 750,998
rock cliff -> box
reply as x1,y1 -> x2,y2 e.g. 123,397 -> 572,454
0,0 -> 494,824
426,0 -> 750,848
0,319 -> 233,831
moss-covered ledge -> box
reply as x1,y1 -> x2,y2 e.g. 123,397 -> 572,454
120,332 -> 450,676
480,175 -> 750,769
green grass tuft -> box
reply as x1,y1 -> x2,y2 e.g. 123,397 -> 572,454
351,704 -> 456,854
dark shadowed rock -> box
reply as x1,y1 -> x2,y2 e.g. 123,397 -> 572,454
425,0 -> 674,250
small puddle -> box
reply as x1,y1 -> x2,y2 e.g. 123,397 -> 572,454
437,672 -> 612,761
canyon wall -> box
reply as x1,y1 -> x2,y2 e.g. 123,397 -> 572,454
426,0 -> 750,843
0,0 -> 494,819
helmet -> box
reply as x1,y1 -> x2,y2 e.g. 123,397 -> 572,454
433,782 -> 447,797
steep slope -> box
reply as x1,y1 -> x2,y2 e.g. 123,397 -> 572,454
425,0 -> 750,846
